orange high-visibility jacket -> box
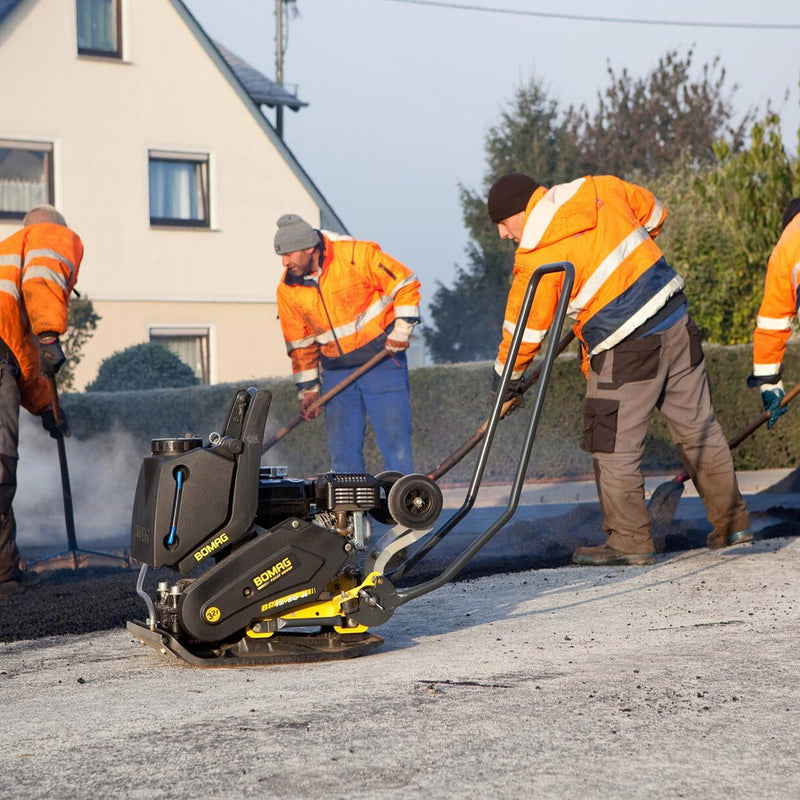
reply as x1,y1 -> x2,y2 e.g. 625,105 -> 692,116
0,223 -> 83,414
751,215 -> 800,386
276,232 -> 421,389
495,175 -> 682,380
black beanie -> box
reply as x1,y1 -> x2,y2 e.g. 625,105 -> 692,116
782,198 -> 800,231
487,173 -> 541,223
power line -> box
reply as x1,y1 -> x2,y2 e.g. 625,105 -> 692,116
384,0 -> 800,30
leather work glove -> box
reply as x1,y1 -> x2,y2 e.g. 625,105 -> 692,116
38,333 -> 65,377
385,319 -> 414,354
40,404 -> 70,439
298,388 -> 322,421
490,371 -> 525,409
761,381 -> 787,429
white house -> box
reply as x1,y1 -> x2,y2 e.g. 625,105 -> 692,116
0,0 -> 347,389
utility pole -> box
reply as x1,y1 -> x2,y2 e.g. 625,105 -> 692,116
275,0 -> 285,139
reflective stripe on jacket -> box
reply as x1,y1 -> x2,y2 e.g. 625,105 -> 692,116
0,223 -> 83,413
495,175 -> 682,380
276,232 -> 421,389
751,215 -> 800,385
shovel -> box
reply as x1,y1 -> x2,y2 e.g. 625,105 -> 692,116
261,349 -> 391,453
25,376 -> 129,571
648,380 -> 800,542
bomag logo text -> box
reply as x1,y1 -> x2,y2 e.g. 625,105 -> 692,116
253,557 -> 294,590
193,532 -> 230,562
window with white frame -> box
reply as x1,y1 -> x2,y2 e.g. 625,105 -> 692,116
76,0 -> 122,58
149,327 -> 210,385
0,140 -> 54,219
148,151 -> 210,228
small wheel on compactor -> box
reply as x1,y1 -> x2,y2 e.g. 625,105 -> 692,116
386,473 -> 443,530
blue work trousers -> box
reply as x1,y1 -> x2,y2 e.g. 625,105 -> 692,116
322,353 -> 414,475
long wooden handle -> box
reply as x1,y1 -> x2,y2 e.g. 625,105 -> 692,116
261,349 -> 391,453
727,380 -> 800,449
426,329 -> 576,481
670,380 -> 800,485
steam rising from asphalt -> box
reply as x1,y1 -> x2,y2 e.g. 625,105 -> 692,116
15,413 -> 143,548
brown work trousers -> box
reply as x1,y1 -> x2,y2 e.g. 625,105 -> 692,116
582,316 -> 749,554
0,356 -> 21,582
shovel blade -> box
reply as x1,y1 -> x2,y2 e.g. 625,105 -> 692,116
647,478 -> 686,551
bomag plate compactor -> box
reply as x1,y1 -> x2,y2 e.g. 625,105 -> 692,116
127,263 -> 573,667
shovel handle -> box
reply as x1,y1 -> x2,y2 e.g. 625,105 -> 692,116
47,375 -> 61,422
261,349 -> 391,453
670,379 -> 800,486
426,329 -> 576,481
726,380 -> 800,449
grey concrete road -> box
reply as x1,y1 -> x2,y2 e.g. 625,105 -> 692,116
2,532 -> 799,800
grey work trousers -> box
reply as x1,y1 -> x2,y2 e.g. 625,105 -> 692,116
582,316 -> 749,554
0,357 -> 20,582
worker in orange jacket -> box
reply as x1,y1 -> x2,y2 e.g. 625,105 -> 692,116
0,206 -> 83,599
275,214 -> 420,474
487,173 -> 750,566
748,198 -> 800,426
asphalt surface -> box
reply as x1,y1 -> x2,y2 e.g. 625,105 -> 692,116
2,470 -> 800,799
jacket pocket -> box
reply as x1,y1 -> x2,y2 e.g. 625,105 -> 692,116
581,397 -> 619,454
589,351 -> 606,375
686,319 -> 704,367
611,336 -> 661,383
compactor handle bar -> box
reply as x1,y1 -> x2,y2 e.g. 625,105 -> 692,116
385,261 -> 575,607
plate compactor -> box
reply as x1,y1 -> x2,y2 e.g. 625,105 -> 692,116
127,262 -> 574,666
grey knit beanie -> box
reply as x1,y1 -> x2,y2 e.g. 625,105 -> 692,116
487,173 -> 541,223
274,214 -> 320,254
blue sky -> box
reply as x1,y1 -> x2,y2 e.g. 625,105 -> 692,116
183,0 -> 800,317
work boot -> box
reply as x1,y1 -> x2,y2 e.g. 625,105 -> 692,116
572,544 -> 656,567
706,528 -> 753,550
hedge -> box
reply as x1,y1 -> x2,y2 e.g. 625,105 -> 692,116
61,343 -> 800,485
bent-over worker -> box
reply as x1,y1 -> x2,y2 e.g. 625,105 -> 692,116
274,214 -> 420,474
0,206 -> 82,599
487,173 -> 750,566
748,198 -> 800,427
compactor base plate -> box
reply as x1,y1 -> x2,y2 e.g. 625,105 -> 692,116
127,620 -> 384,667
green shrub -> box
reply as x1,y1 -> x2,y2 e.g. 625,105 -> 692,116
63,342 -> 800,484
86,343 -> 199,392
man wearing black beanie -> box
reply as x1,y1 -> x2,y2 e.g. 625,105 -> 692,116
487,172 -> 750,566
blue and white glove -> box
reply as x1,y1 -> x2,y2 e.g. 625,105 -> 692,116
761,381 -> 787,429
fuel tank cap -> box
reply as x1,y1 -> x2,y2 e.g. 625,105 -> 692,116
150,437 -> 204,456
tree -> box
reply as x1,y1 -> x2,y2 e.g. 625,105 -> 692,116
648,159 -> 748,343
425,78 -> 584,362
688,113 -> 800,343
576,49 -> 751,179
425,243 -> 514,362
86,342 -> 198,392
59,295 -> 101,391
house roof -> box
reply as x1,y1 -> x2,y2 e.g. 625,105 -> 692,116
213,40 -> 306,111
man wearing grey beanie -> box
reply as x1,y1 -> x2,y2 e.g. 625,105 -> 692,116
275,214 -> 421,475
